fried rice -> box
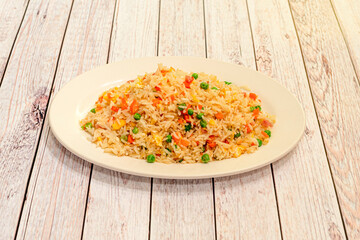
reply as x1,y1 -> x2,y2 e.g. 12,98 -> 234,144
80,64 -> 275,164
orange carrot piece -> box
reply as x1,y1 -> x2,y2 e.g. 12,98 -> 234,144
215,112 -> 224,119
129,99 -> 139,114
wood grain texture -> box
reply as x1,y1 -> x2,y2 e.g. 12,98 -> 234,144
247,0 -> 347,238
149,1 -> 215,239
204,0 -> 281,239
330,0 -> 360,80
15,0 -> 115,239
82,0 -> 159,239
288,0 -> 360,238
0,0 -> 73,238
0,0 -> 29,83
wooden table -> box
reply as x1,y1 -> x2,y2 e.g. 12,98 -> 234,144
1,0 -> 359,239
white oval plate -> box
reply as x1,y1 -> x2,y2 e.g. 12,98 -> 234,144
49,56 -> 305,179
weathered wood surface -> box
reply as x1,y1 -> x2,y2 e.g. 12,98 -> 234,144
331,0 -> 360,80
150,3 -> 215,240
0,0 -> 29,83
15,0 -> 115,239
204,0 -> 281,239
247,0 -> 347,238
0,0 -> 73,238
0,0 -> 359,238
82,0 -> 159,239
289,0 -> 360,238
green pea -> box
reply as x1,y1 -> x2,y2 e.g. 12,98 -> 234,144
134,113 -> 141,120
147,154 -> 155,163
192,73 -> 198,79
84,122 -> 93,129
177,103 -> 187,111
200,119 -> 207,128
185,123 -> 192,132
224,81 -> 232,85
200,82 -> 209,90
90,108 -> 96,113
264,130 -> 271,137
211,87 -> 219,90
132,127 -> 139,134
196,113 -> 204,119
257,139 -> 263,147
234,132 -> 241,138
121,135 -> 128,142
188,109 -> 194,115
166,135 -> 172,143
201,153 -> 210,163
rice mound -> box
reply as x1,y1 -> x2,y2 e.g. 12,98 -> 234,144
80,64 -> 275,164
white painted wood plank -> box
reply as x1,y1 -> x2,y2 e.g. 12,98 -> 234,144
82,0 -> 159,239
288,0 -> 360,238
15,0 -> 116,239
204,0 -> 282,239
0,0 -> 73,238
149,1 -> 215,239
0,0 -> 29,81
331,0 -> 360,80
247,0 -> 347,238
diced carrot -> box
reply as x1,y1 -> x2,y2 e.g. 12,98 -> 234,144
261,131 -> 269,138
207,135 -> 217,148
155,86 -> 161,92
243,92 -> 247,97
245,124 -> 252,133
196,141 -> 200,146
128,135 -> 134,144
184,115 -> 191,123
198,105 -> 203,110
96,105 -> 103,111
249,93 -> 257,100
178,118 -> 185,124
180,138 -> 190,147
152,98 -> 162,107
169,95 -> 175,102
111,106 -> 119,112
120,97 -> 128,110
129,99 -> 139,114
262,119 -> 273,127
215,112 -> 224,119
160,69 -> 169,76
253,108 -> 260,116
171,132 -> 182,144
107,92 -> 112,99
251,142 -> 255,146
184,75 -> 194,88
98,96 -> 103,103
127,79 -> 135,83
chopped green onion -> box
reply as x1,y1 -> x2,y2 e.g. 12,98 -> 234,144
177,103 -> 187,111
200,119 -> 207,128
166,135 -> 172,143
202,146 -> 206,152
90,108 -> 96,113
200,82 -> 209,90
201,153 -> 210,163
147,154 -> 155,163
211,87 -> 219,90
84,122 -> 93,129
196,113 -> 204,119
224,81 -> 232,85
257,139 -> 263,147
165,148 -> 171,153
175,144 -> 178,149
179,159 -> 184,163
121,135 -> 128,142
134,113 -> 141,120
192,73 -> 198,79
132,127 -> 139,134
250,105 -> 261,112
185,123 -> 192,132
264,130 -> 271,137
234,132 -> 241,138
188,109 -> 194,115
